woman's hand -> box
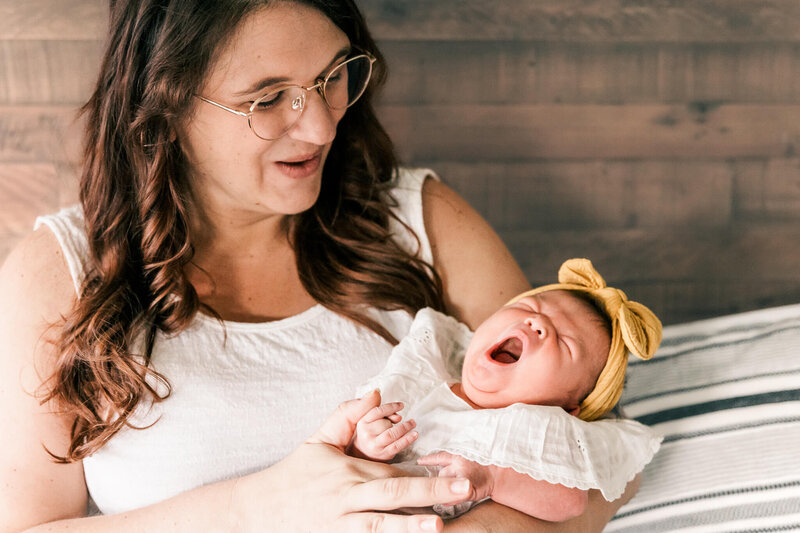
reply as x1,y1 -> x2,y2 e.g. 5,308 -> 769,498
230,393 -> 473,533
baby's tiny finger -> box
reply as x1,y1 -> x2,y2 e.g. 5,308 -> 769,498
375,420 -> 416,447
387,413 -> 402,423
362,402 -> 405,424
417,451 -> 454,466
385,429 -> 419,455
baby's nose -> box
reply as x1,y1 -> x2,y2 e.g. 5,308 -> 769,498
524,316 -> 548,339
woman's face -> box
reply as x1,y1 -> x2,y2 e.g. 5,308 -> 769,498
179,2 -> 351,222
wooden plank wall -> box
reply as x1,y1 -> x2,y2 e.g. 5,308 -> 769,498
0,0 -> 105,261
1,1 -> 799,326
364,0 -> 800,324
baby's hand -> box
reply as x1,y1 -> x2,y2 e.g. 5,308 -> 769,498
418,451 -> 495,503
349,393 -> 418,462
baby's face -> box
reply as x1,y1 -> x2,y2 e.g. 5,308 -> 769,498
461,290 -> 611,412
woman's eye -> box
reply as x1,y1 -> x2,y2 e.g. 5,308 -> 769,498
254,91 -> 283,110
326,67 -> 346,84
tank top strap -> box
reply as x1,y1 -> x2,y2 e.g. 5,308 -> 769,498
388,167 -> 439,265
34,205 -> 89,296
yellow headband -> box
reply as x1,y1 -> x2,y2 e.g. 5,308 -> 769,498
507,258 -> 662,421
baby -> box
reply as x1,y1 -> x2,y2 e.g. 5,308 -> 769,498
350,258 -> 663,521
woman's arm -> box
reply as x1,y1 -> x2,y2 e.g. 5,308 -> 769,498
0,229 -> 468,533
0,229 -> 87,531
15,392 -> 471,533
422,178 -> 640,531
422,178 -> 531,329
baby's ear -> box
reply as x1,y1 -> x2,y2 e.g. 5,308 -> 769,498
567,405 -> 581,417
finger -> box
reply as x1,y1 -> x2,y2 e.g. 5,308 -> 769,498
383,428 -> 419,456
375,420 -> 416,448
309,391 -> 381,448
345,475 -> 471,512
417,451 -> 455,467
361,402 -> 405,424
438,465 -> 457,479
337,512 -> 442,533
387,413 -> 402,423
359,418 -> 393,438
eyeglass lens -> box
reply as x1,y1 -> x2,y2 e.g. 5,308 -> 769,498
249,55 -> 372,140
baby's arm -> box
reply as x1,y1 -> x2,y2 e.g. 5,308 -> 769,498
419,452 -> 588,522
490,462 -> 588,522
347,393 -> 419,462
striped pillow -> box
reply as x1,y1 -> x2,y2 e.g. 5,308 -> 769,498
607,304 -> 800,533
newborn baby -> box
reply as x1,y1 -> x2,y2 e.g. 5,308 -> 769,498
351,258 -> 663,521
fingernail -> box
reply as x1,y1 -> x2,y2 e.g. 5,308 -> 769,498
451,479 -> 470,494
420,517 -> 439,531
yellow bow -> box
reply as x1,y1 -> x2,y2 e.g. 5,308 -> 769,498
507,258 -> 662,421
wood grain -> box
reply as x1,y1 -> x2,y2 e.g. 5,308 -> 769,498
0,163 -> 58,235
380,104 -> 800,160
503,226 -> 800,283
500,225 -> 800,324
0,106 -> 83,163
429,160 -> 733,232
743,158 -> 800,219
0,40 -> 103,105
361,0 -> 800,43
3,1 -> 799,43
620,281 -> 800,325
0,0 -> 107,40
378,42 -> 800,105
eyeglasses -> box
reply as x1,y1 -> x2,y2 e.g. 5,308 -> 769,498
196,53 -> 375,141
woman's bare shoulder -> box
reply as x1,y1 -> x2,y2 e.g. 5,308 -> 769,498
421,178 -> 531,329
0,227 -> 77,321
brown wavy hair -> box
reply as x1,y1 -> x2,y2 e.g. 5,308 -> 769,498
43,0 -> 444,463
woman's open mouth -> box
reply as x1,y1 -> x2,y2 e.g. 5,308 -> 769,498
490,336 -> 523,364
275,153 -> 321,178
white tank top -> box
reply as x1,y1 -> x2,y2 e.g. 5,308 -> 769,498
35,168 -> 437,515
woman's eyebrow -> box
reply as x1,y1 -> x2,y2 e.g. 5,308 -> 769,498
235,46 -> 352,97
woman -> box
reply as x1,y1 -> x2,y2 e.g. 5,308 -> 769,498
0,1 -> 638,531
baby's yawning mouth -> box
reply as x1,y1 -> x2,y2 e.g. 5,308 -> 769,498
491,337 -> 522,364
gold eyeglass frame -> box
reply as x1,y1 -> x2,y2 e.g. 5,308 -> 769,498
196,53 -> 376,141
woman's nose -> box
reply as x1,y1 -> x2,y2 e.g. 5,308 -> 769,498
287,91 -> 339,146
524,316 -> 549,339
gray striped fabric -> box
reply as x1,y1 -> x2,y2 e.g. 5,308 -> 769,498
607,304 -> 800,533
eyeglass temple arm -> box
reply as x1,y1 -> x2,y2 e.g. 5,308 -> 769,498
196,95 -> 250,117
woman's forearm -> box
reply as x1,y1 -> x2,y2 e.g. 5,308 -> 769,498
20,477 -> 238,533
443,497 -> 609,533
16,394 -> 476,533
